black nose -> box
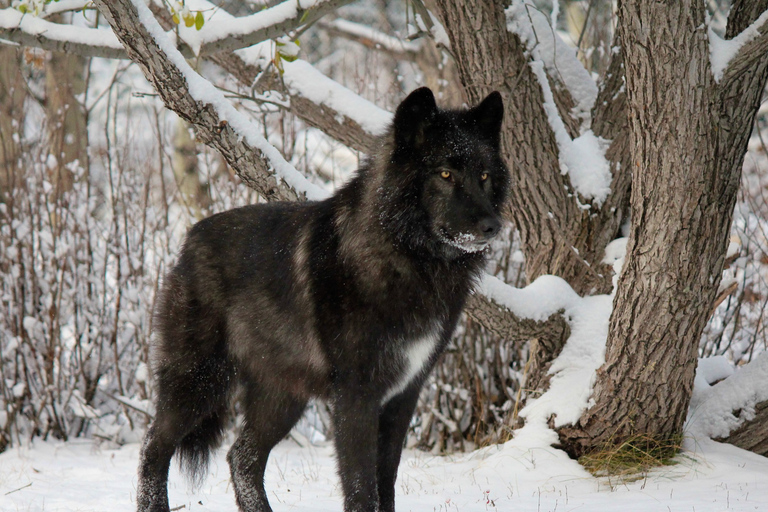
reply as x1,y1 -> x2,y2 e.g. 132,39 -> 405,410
478,216 -> 501,239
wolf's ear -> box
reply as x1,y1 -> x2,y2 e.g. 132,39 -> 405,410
465,91 -> 504,148
394,87 -> 437,150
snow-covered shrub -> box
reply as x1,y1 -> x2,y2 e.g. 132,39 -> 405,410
0,101 -> 194,446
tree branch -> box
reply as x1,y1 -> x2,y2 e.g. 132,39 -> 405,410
719,9 -> 768,86
0,7 -> 126,59
92,0 -> 317,202
318,18 -> 420,60
209,52 -> 382,153
464,293 -> 568,346
589,36 -> 631,272
194,0 -> 354,56
140,1 -> 385,154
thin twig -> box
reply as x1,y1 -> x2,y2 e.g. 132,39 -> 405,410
4,482 -> 32,495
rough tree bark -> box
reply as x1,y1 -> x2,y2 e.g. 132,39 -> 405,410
559,0 -> 768,455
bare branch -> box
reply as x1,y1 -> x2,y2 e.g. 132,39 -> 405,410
726,1 -> 768,38
318,18 -> 420,60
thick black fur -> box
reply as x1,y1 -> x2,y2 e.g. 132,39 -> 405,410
137,88 -> 510,512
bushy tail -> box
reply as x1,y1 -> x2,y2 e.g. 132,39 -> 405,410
153,264 -> 235,487
176,407 -> 228,487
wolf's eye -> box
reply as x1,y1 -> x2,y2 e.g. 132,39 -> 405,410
440,170 -> 452,180
480,172 -> 489,181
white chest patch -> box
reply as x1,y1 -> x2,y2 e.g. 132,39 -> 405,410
382,330 -> 441,404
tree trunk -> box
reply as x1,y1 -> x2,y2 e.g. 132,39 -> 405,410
559,0 -> 768,456
0,46 -> 26,201
44,48 -> 87,193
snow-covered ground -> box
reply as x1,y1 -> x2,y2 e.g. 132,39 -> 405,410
2,431 -> 767,511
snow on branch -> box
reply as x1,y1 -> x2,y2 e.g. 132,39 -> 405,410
506,0 -> 612,207
505,0 -> 597,120
184,0 -> 355,56
710,8 -> 768,84
479,273 -> 612,429
237,43 -> 392,137
93,0 -> 326,201
0,6 -> 125,59
37,0 -> 91,18
140,1 -> 384,153
186,2 -> 392,144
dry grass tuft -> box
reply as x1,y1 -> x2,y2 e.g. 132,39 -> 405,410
579,433 -> 684,482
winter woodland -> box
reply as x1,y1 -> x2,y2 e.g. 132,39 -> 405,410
1,0 -> 768,506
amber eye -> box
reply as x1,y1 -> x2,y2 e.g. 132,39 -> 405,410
440,170 -> 452,180
480,172 -> 489,181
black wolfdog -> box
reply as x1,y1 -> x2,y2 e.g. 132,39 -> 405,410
137,87 -> 509,512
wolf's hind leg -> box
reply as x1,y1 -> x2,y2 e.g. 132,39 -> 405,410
136,420 -> 181,512
228,383 -> 307,512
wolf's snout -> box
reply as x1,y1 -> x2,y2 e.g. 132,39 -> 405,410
478,217 -> 501,239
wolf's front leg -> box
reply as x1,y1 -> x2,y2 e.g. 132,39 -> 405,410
377,385 -> 421,512
331,391 -> 381,512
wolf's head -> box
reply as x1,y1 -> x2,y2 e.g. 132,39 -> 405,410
378,87 -> 510,260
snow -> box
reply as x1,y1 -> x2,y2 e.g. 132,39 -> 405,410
602,237 -> 628,265
506,1 -> 598,122
522,294 -> 612,427
478,274 -> 611,427
0,5 -> 123,50
196,0 -> 320,51
3,429 -> 768,511
709,9 -> 768,83
687,352 -> 768,440
234,41 -> 392,138
506,1 -> 612,205
5,270 -> 765,512
130,0 -> 327,201
478,274 -> 581,322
